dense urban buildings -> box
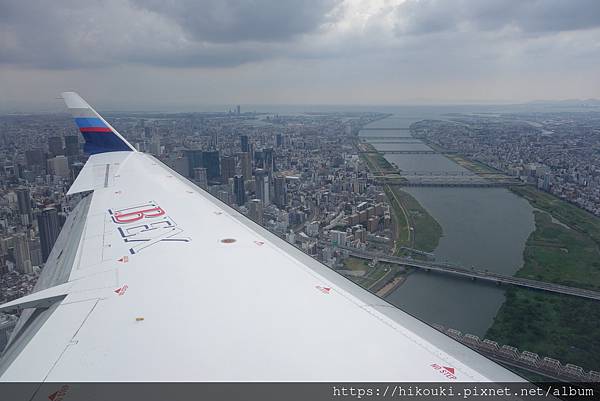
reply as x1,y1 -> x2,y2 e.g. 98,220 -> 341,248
411,113 -> 600,216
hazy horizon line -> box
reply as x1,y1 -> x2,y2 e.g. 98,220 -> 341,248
2,97 -> 600,115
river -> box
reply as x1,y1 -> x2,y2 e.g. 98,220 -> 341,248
360,112 -> 535,337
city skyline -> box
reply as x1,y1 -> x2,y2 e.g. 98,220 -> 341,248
1,0 -> 600,111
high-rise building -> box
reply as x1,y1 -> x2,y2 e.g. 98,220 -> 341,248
38,207 -> 61,262
220,156 -> 236,182
71,162 -> 85,180
276,133 -> 283,148
233,175 -> 246,206
330,230 -> 347,247
47,156 -> 70,178
14,233 -> 33,274
216,190 -> 231,205
184,149 -> 203,178
263,148 -> 275,172
202,150 -> 221,182
64,135 -> 79,157
0,314 -> 17,352
0,254 -> 7,276
273,175 -> 287,208
15,187 -> 31,217
254,169 -> 270,206
254,150 -> 264,170
240,135 -> 249,153
236,105 -> 241,115
248,142 -> 254,159
239,152 -> 252,180
28,239 -> 42,267
25,149 -> 45,167
248,199 -> 263,225
172,156 -> 189,178
306,221 -> 319,237
48,136 -> 64,157
149,134 -> 161,156
194,167 -> 208,189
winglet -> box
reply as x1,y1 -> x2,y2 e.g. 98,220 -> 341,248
61,92 -> 136,154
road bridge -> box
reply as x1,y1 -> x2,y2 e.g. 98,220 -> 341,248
374,179 -> 522,188
360,127 -> 411,131
359,136 -> 415,140
340,247 -> 600,301
365,141 -> 424,144
400,170 -> 474,176
360,150 -> 457,155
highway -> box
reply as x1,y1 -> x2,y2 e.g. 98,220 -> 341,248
338,246 -> 600,301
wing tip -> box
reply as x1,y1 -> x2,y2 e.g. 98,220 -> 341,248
60,91 -> 137,154
61,91 -> 90,110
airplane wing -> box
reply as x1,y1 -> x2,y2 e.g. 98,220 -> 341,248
0,93 -> 523,385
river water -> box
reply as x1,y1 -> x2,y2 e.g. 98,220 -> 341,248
360,112 -> 535,337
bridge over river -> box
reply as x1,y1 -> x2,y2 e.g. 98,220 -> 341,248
339,246 -> 600,301
360,127 -> 411,131
360,136 -> 419,140
374,177 -> 524,188
360,150 -> 457,155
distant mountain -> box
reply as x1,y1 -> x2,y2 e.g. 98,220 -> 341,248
527,98 -> 600,106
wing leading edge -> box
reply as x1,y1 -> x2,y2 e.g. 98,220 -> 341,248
0,93 -> 524,383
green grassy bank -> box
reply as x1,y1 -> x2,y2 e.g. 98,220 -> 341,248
487,187 -> 600,372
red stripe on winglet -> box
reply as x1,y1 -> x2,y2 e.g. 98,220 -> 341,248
79,127 -> 112,132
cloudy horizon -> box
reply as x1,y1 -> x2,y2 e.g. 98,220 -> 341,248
1,0 -> 599,111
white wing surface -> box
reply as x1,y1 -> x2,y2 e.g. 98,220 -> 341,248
0,93 -> 523,383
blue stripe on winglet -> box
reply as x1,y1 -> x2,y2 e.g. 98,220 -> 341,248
74,117 -> 107,128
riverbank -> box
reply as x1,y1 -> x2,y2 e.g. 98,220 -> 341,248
386,187 -> 442,254
348,140 -> 442,295
358,142 -> 441,254
486,204 -> 600,371
359,143 -> 443,255
376,274 -> 408,298
420,137 -> 600,371
451,169 -> 600,370
359,142 -> 398,175
509,185 -> 600,246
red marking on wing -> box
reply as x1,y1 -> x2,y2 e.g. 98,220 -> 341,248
113,206 -> 165,224
79,127 -> 112,133
316,286 -> 331,294
114,284 -> 129,296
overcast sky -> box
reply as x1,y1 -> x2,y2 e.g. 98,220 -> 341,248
1,0 -> 599,111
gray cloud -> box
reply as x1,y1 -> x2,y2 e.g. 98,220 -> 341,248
395,0 -> 600,36
0,0 -> 598,109
0,0 -> 339,69
135,0 -> 339,43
